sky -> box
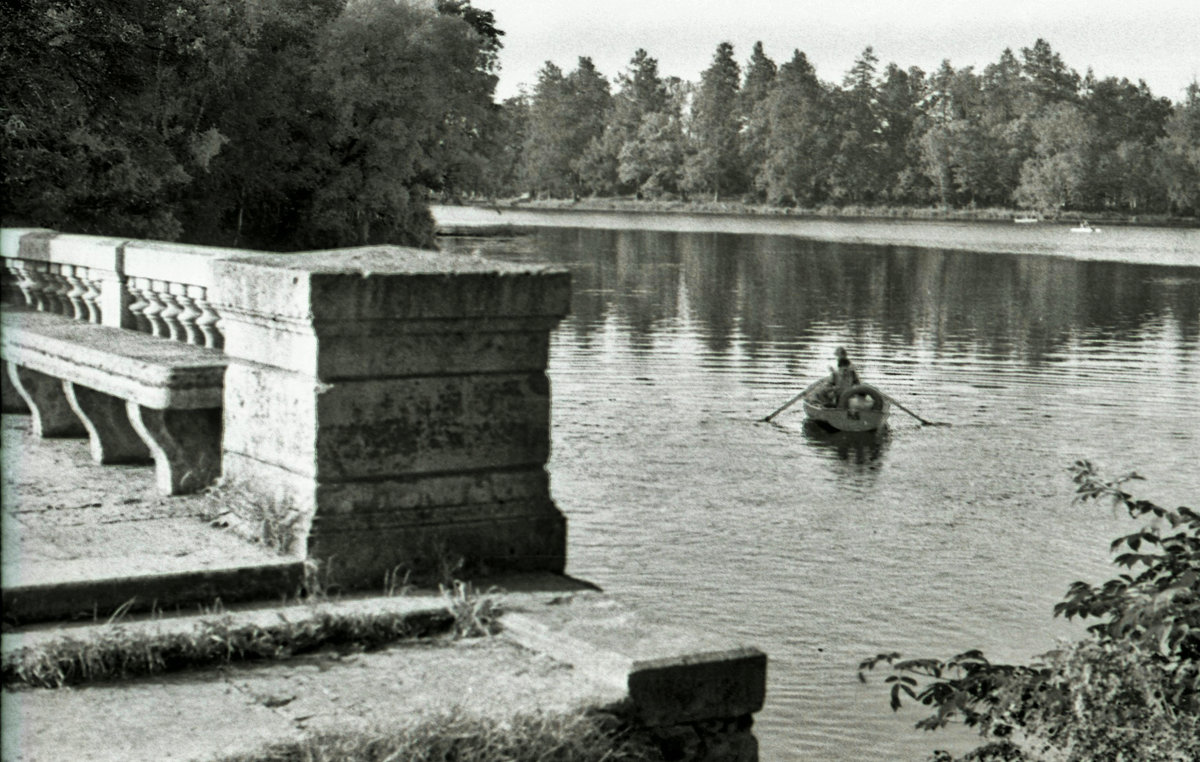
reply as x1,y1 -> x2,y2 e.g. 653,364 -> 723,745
477,0 -> 1200,103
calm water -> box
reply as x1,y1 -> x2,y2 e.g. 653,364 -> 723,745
441,216 -> 1200,761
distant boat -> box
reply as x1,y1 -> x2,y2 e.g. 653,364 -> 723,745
1070,221 -> 1102,233
803,383 -> 891,432
1013,216 -> 1040,224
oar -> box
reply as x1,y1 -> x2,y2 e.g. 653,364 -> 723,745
762,380 -> 822,422
883,394 -> 949,426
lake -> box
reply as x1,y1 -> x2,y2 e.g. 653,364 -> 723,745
437,209 -> 1200,761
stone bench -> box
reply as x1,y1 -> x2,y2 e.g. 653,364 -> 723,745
1,309 -> 227,495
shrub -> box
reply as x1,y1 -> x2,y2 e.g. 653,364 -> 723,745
860,461 -> 1199,761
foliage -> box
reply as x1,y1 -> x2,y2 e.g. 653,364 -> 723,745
518,57 -> 611,198
859,462 -> 1200,761
683,42 -> 743,200
493,38 -> 1197,217
1158,83 -> 1200,215
1,0 -> 500,248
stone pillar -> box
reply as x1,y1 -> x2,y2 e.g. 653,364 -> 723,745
211,247 -> 571,589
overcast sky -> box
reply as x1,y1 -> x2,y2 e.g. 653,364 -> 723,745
478,0 -> 1200,103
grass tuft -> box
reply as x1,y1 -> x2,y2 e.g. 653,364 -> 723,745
2,608 -> 452,689
216,706 -> 663,762
440,580 -> 500,639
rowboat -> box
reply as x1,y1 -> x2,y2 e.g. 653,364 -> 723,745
802,383 -> 891,432
1070,222 -> 1101,233
1013,216 -> 1039,224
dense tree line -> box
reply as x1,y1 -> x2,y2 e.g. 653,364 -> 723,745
1,0 -> 502,249
498,40 -> 1200,217
5,7 -> 1198,248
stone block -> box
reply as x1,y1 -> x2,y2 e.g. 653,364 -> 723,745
212,246 -> 571,589
629,648 -> 767,727
62,382 -> 152,464
222,363 -> 551,479
211,246 -> 570,324
502,600 -> 767,728
218,317 -> 554,379
220,453 -> 565,586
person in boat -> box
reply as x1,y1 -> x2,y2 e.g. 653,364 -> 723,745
817,347 -> 861,406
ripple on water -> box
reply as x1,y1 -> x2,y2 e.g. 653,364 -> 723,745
440,227 -> 1200,762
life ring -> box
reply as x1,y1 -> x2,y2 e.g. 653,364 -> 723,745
837,384 -> 886,411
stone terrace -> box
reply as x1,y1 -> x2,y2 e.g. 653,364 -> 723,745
1,230 -> 766,761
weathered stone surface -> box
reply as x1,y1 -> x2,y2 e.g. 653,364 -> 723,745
502,598 -> 767,728
127,404 -> 222,495
211,246 -> 571,322
222,364 -> 551,479
62,381 -> 152,464
5,362 -> 85,438
1,363 -> 30,413
0,311 -> 226,409
628,648 -> 767,727
212,247 -> 570,589
219,317 -> 554,379
3,558 -> 303,625
220,453 -> 566,583
212,247 -> 569,380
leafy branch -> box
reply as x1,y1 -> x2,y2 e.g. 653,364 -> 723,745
861,462 -> 1199,761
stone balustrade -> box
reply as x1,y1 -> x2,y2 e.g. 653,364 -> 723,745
122,240 -> 228,348
2,229 -> 573,588
0,231 -> 230,347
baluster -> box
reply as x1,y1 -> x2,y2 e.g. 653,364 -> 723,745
9,261 -> 37,308
141,281 -> 168,338
177,287 -> 203,345
126,278 -> 149,333
45,264 -> 70,315
28,263 -> 52,312
159,287 -> 184,342
82,275 -> 103,324
0,260 -> 19,304
195,292 -> 222,349
64,265 -> 89,320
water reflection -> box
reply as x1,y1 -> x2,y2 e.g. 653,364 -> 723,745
800,420 -> 891,467
475,228 -> 1200,364
438,223 -> 1200,762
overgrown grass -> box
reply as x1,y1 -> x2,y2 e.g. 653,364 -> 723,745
2,607 -> 455,689
217,707 -> 663,762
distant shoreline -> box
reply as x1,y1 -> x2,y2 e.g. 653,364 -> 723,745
434,197 -> 1198,234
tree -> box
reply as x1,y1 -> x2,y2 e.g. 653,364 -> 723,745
876,63 -> 926,202
1,0 -> 500,249
174,0 -> 345,249
1020,38 -> 1080,109
828,46 -> 884,203
861,462 -> 1200,761
597,49 -> 674,196
683,42 -> 743,200
755,50 -> 834,206
1157,82 -> 1200,215
738,41 -> 778,198
309,0 -> 500,247
0,0 -> 221,238
519,57 -> 611,198
1014,103 -> 1096,212
1078,75 -> 1172,211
